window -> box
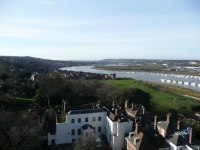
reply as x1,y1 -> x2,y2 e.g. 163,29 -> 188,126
71,119 -> 75,123
94,127 -> 95,133
78,129 -> 81,135
72,139 -> 75,142
71,129 -> 75,135
92,117 -> 95,122
78,118 -> 81,123
98,127 -> 101,132
85,118 -> 88,122
98,116 -> 101,121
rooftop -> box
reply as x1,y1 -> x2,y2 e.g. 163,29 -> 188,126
187,144 -> 200,150
68,108 -> 104,115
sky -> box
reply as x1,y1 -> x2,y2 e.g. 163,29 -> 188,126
0,0 -> 200,60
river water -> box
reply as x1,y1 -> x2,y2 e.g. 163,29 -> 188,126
60,66 -> 200,92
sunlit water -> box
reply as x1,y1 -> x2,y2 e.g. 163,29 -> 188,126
60,66 -> 200,92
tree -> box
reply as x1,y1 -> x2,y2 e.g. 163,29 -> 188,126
0,111 -> 41,150
96,84 -> 116,104
36,75 -> 63,107
0,73 -> 9,82
107,88 -> 151,108
72,134 -> 105,150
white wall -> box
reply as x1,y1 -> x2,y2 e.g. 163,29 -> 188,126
105,116 -> 117,135
104,118 -> 133,150
48,133 -> 56,145
55,123 -> 67,144
48,111 -> 107,145
166,140 -> 176,150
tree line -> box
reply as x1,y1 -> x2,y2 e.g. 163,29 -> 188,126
34,76 -> 151,110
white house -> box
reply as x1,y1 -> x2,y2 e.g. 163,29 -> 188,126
48,101 -> 136,150
48,108 -> 106,145
48,101 -> 139,150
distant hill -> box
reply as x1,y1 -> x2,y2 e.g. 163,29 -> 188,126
99,59 -> 200,66
0,56 -> 97,73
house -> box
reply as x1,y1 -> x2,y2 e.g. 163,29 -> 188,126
110,73 -> 116,79
125,128 -> 169,150
48,100 -> 151,150
125,109 -> 169,150
155,113 -> 199,150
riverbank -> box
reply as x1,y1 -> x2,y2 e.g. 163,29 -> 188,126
93,66 -> 200,76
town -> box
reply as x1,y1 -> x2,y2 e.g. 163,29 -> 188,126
1,56 -> 200,150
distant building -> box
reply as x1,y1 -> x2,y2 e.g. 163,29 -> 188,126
189,62 -> 197,65
110,73 -> 116,79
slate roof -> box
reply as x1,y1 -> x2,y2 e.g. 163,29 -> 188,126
65,104 -> 94,113
157,121 -> 177,131
125,130 -> 169,150
68,108 -> 104,115
187,144 -> 200,150
102,106 -> 121,122
125,108 -> 151,118
166,131 -> 189,146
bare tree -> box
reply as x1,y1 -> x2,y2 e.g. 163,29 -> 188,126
0,111 -> 42,150
72,134 -> 105,150
96,84 -> 116,104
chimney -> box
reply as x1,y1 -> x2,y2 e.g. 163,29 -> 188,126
115,109 -> 118,116
62,99 -> 65,117
177,118 -> 181,130
132,102 -> 134,109
125,100 -> 128,109
97,100 -> 100,108
154,115 -> 157,130
189,128 -> 193,144
167,113 -> 171,122
135,123 -> 141,135
63,100 -> 66,119
142,107 -> 145,115
112,101 -> 115,107
92,103 -> 95,109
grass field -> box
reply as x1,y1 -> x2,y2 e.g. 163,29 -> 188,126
102,79 -> 198,110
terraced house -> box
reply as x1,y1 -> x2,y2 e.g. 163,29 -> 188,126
48,100 -> 152,150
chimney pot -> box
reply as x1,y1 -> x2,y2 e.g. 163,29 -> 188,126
125,100 -> 128,109
92,103 -> 95,109
115,109 -> 118,116
143,107 -> 145,115
167,113 -> 171,122
154,115 -> 157,130
189,128 -> 193,144
177,118 -> 181,130
135,123 -> 141,135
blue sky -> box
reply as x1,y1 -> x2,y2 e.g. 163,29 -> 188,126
0,0 -> 200,60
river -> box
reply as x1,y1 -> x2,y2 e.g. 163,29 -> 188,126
60,66 -> 200,92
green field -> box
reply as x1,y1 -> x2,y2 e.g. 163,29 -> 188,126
102,79 -> 197,110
